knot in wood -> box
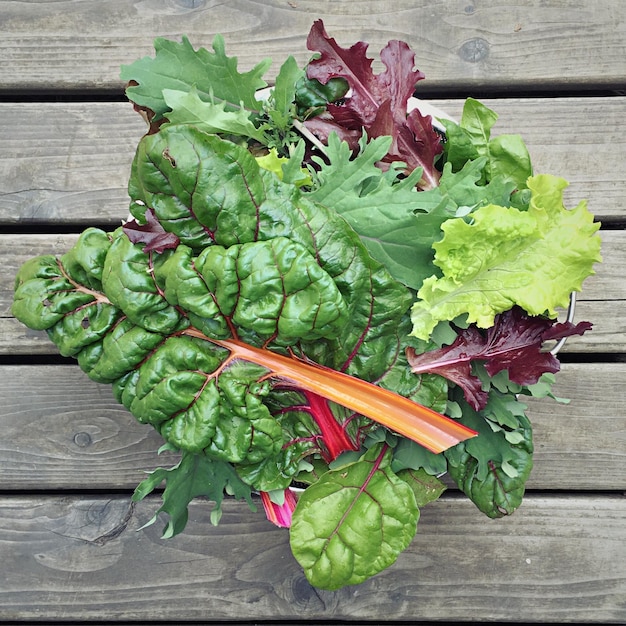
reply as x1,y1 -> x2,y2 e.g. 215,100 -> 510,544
174,0 -> 206,9
73,431 -> 93,447
459,37 -> 490,63
291,574 -> 328,609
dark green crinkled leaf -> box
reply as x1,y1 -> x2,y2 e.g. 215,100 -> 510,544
290,444 -> 419,589
78,318 -> 166,384
128,125 -> 413,381
162,237 -> 349,346
102,231 -> 187,334
12,255 -> 99,332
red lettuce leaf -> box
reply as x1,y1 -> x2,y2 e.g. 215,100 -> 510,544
123,208 -> 180,253
406,307 -> 592,410
304,19 -> 442,188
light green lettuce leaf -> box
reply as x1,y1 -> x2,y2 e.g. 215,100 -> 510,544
410,174 -> 602,340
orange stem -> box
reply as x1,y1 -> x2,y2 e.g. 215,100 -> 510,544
184,329 -> 476,454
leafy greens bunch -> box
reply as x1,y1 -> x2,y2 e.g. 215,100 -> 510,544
12,20 -> 601,590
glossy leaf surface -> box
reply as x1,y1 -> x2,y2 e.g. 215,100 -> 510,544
290,444 -> 419,589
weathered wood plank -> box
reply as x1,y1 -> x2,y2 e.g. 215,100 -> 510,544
1,363 -> 623,491
0,103 -> 144,225
1,1 -> 625,93
0,493 -> 624,622
1,230 -> 617,352
0,365 -> 175,490
1,97 -> 624,225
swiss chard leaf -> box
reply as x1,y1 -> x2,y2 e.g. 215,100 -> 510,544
127,124 -> 415,381
14,135 -> 472,491
397,467 -> 446,507
289,444 -> 419,589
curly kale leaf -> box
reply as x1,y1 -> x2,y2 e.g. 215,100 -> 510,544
132,450 -> 256,536
445,392 -> 533,518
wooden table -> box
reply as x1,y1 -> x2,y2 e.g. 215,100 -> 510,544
1,2 -> 625,622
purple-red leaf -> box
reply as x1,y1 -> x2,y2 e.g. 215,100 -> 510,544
304,20 -> 442,188
407,307 -> 592,410
123,208 -> 180,253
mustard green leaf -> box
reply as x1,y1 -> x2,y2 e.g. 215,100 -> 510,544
391,437 -> 448,476
489,133 -> 533,190
121,35 -> 270,118
307,133 -> 445,289
162,88 -> 266,142
445,397 -> 533,518
132,450 -> 255,538
442,99 -> 532,189
267,55 -> 303,130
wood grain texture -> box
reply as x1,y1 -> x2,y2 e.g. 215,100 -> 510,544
0,493 -> 624,622
0,365 -> 175,490
1,363 -> 624,491
1,1 -> 625,93
0,104 -> 145,225
1,97 -> 625,225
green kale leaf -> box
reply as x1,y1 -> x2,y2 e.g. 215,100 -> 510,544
121,35 -> 270,119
